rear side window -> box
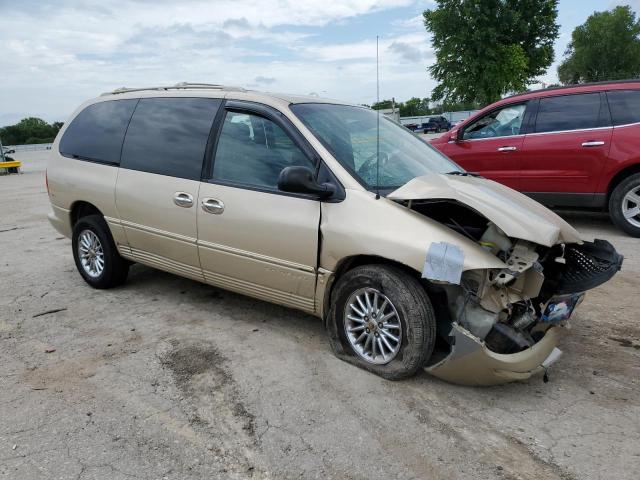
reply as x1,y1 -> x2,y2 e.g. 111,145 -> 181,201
607,90 -> 640,125
535,93 -> 602,133
211,111 -> 314,190
120,97 -> 221,180
59,99 -> 137,164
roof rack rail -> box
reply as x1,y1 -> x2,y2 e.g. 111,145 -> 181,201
101,82 -> 247,96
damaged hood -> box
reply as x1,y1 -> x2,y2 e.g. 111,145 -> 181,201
388,174 -> 581,247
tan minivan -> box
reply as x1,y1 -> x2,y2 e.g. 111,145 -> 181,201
47,83 -> 622,385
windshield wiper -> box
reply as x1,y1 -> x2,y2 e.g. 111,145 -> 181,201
445,171 -> 481,177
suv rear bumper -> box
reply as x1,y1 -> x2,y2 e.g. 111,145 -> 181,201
48,204 -> 72,238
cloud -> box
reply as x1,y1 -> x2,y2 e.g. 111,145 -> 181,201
388,40 -> 426,62
0,0 -> 432,124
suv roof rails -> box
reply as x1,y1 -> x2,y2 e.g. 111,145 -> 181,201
101,82 -> 247,96
505,78 -> 640,100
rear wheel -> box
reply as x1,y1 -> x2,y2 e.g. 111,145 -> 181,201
609,173 -> 640,237
72,215 -> 129,288
327,265 -> 436,380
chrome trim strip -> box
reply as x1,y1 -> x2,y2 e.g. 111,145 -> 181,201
450,134 -> 525,144
613,121 -> 640,129
118,219 -> 197,244
197,239 -> 315,274
525,126 -> 612,137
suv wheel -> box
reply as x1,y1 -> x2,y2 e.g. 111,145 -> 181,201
327,265 -> 436,380
72,215 -> 129,288
609,173 -> 640,237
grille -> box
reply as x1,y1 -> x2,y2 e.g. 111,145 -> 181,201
555,239 -> 623,294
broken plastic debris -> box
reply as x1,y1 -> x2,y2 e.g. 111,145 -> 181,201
422,242 -> 464,284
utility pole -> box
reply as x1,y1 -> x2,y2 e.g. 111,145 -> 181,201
0,136 -> 5,162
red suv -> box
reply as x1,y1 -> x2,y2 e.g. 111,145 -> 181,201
431,80 -> 640,236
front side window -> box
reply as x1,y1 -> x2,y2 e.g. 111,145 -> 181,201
463,104 -> 526,140
535,93 -> 602,133
290,103 -> 461,190
59,99 -> 137,164
607,90 -> 640,126
211,111 -> 314,190
120,97 -> 221,180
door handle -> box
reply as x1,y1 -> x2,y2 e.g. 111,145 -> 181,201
173,192 -> 193,208
201,197 -> 225,214
581,141 -> 605,147
497,146 -> 517,152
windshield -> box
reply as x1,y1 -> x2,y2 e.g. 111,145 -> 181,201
290,103 -> 462,190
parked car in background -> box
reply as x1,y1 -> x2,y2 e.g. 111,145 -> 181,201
431,80 -> 640,237
423,116 -> 451,133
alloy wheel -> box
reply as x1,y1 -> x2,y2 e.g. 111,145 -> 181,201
77,229 -> 104,278
343,287 -> 402,365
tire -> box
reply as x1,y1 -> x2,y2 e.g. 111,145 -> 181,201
326,264 -> 436,380
609,173 -> 640,237
72,214 -> 129,288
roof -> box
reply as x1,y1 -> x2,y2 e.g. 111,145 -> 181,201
99,82 -> 353,106
501,78 -> 640,103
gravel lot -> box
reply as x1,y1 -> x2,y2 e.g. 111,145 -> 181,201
1,152 -> 639,480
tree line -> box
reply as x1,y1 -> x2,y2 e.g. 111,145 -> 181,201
1,118 -> 63,145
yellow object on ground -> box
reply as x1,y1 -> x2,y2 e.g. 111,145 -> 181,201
0,160 -> 21,173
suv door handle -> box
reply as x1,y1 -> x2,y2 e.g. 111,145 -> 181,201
497,146 -> 517,152
173,192 -> 193,208
201,197 -> 225,214
582,141 -> 605,147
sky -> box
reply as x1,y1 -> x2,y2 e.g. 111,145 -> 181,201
0,0 -> 638,125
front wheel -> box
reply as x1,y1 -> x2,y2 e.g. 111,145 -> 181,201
72,215 -> 129,288
609,173 -> 640,237
326,265 -> 436,380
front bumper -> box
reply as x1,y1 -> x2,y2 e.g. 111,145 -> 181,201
425,324 -> 564,386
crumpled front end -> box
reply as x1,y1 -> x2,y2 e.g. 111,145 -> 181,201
386,173 -> 623,385
422,233 -> 623,385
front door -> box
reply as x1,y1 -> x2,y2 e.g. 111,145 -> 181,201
197,103 -> 320,313
440,102 -> 529,189
115,97 -> 222,281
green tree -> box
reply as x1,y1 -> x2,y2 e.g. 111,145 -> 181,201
0,117 -> 63,145
424,0 -> 559,106
558,6 -> 640,84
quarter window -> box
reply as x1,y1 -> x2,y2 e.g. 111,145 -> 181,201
120,97 -> 221,180
607,90 -> 640,126
463,104 -> 526,140
535,93 -> 602,133
59,99 -> 137,164
211,111 -> 314,190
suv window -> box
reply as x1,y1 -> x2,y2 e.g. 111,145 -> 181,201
463,104 -> 526,140
211,111 -> 314,190
535,93 -> 602,133
120,97 -> 221,180
607,90 -> 640,126
59,99 -> 137,164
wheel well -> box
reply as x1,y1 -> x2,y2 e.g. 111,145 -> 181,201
607,164 -> 640,206
70,201 -> 103,226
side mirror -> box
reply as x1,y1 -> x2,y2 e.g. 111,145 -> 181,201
450,129 -> 461,142
278,166 -> 335,198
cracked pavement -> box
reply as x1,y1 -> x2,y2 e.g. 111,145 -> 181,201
1,151 -> 639,479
